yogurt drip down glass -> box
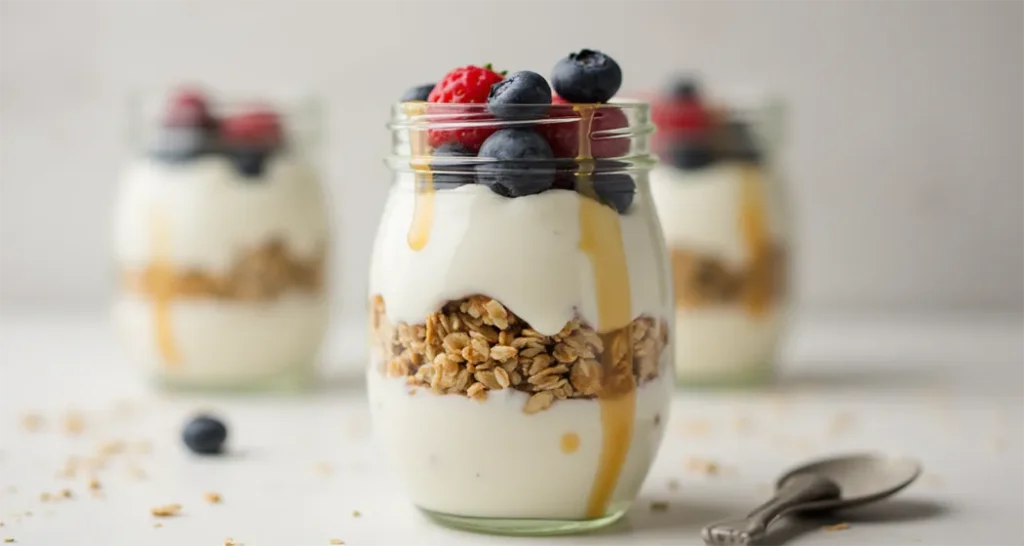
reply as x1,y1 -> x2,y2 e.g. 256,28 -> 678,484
368,101 -> 674,534
113,89 -> 331,392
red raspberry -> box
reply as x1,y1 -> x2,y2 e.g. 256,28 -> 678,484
537,104 -> 630,159
426,65 -> 505,151
220,107 -> 283,148
651,97 -> 711,136
551,93 -> 570,105
164,88 -> 214,128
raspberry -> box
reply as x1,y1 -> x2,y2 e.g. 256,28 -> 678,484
164,87 -> 215,128
651,97 -> 710,135
220,107 -> 283,148
427,64 -> 505,151
537,104 -> 629,159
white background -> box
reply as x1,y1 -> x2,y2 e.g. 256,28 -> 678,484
1,0 -> 1022,318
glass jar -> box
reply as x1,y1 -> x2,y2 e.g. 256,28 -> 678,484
112,88 -> 330,392
650,87 -> 792,387
368,101 -> 673,534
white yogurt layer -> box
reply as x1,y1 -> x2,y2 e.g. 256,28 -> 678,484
368,366 -> 672,519
114,153 -> 328,272
648,163 -> 788,268
114,294 -> 328,383
674,306 -> 787,381
369,179 -> 670,336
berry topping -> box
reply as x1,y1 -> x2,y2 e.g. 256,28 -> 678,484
651,83 -> 711,136
431,142 -> 475,189
592,173 -> 636,213
231,148 -> 273,178
220,108 -> 284,149
551,93 -> 570,105
720,119 -> 762,163
426,64 -> 505,150
163,88 -> 215,128
667,76 -> 701,100
151,126 -> 210,162
475,128 -> 555,197
401,83 -> 435,102
551,49 -> 622,104
667,136 -> 716,170
182,415 -> 228,455
537,105 -> 629,159
487,71 -> 551,119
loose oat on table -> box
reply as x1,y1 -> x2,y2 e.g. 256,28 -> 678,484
20,414 -> 42,432
329,540 -> 344,545
351,510 -> 361,518
371,295 -> 669,414
151,504 -> 182,517
203,492 -> 222,504
3,538 -> 13,543
683,457 -> 721,476
63,412 -> 85,435
649,501 -> 670,512
87,478 -> 101,491
823,522 -> 850,532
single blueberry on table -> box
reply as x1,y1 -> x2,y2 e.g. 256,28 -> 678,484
401,83 -> 435,102
182,415 -> 228,455
430,142 -> 475,189
476,128 -> 555,198
151,126 -> 212,163
487,71 -> 552,119
592,172 -> 636,214
551,49 -> 622,104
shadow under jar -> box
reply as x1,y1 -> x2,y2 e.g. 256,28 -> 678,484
368,101 -> 674,535
113,90 -> 330,392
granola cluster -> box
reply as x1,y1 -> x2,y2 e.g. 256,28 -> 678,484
122,239 -> 324,302
370,295 -> 669,414
671,245 -> 787,309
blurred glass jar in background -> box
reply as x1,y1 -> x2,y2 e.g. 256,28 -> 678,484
112,88 -> 330,391
368,101 -> 673,534
650,79 -> 792,387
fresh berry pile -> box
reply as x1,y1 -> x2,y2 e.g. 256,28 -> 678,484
400,49 -> 635,213
650,76 -> 763,171
151,88 -> 286,178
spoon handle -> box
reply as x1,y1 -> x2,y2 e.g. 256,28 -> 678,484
702,474 -> 841,545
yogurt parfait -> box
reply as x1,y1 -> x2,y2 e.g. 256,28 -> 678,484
368,51 -> 673,534
650,78 -> 791,387
113,88 -> 330,391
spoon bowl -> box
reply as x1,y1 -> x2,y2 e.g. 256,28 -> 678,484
776,452 -> 922,511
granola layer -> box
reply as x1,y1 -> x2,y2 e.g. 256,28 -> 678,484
370,295 -> 669,414
121,239 -> 324,302
671,245 -> 787,310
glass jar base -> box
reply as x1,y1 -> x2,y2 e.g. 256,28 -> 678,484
153,366 -> 315,394
675,363 -> 775,389
419,507 -> 627,536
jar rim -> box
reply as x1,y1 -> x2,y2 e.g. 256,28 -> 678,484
388,98 -> 650,129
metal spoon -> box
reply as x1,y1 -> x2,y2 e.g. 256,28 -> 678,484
702,453 -> 922,545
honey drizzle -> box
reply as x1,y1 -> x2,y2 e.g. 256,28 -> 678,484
148,207 -> 180,366
404,102 -> 434,251
737,164 -> 771,316
574,105 -> 637,518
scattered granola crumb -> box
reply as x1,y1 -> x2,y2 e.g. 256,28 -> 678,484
40,492 -> 52,502
97,440 -> 126,457
667,478 -> 680,491
21,414 -> 43,432
329,540 -> 344,545
683,457 -> 720,476
315,462 -> 333,476
3,538 -> 13,543
407,389 -> 416,396
203,492 -> 222,504
678,419 -> 711,437
87,478 -> 101,491
351,510 -> 361,518
650,501 -> 670,512
823,522 -> 849,532
127,466 -> 147,480
60,488 -> 73,499
152,522 -> 162,529
827,412 -> 855,436
63,412 -> 85,435
150,504 -> 182,517
224,539 -> 241,546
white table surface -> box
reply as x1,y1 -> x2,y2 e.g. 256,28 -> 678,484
0,311 -> 1021,546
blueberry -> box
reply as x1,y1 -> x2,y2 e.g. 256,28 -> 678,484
476,128 -> 555,197
667,75 -> 702,100
487,71 -> 551,119
182,415 -> 227,455
231,148 -> 272,178
592,173 -> 636,213
401,83 -> 435,102
551,49 -> 622,104
151,126 -> 211,162
667,137 -> 716,170
721,120 -> 762,164
430,142 -> 475,189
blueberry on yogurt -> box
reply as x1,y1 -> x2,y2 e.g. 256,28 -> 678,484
475,128 -> 555,197
551,49 -> 622,104
487,71 -> 552,119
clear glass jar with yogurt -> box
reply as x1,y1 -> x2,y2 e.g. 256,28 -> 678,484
368,101 -> 673,534
650,83 -> 792,387
113,88 -> 330,391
